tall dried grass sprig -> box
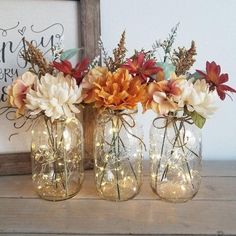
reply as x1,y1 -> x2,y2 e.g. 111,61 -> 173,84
98,37 -> 109,68
160,23 -> 180,62
99,31 -> 127,72
21,39 -> 54,77
172,41 -> 197,76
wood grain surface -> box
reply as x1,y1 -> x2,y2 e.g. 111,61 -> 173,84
0,160 -> 236,235
81,0 -> 100,170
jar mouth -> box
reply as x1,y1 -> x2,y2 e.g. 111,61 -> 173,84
157,110 -> 186,119
99,108 -> 138,116
96,109 -> 138,126
42,115 -> 80,126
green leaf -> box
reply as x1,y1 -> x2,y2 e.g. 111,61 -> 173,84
186,110 -> 206,129
60,48 -> 82,61
191,71 -> 202,81
156,62 -> 175,79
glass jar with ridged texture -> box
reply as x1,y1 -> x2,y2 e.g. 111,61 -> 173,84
31,116 -> 84,201
94,110 -> 144,201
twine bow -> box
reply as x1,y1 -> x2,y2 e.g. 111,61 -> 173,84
152,114 -> 194,150
154,115 -> 200,162
98,109 -> 147,151
152,115 -> 194,129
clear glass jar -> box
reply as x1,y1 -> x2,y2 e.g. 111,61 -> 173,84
94,110 -> 144,201
150,116 -> 202,203
31,116 -> 84,201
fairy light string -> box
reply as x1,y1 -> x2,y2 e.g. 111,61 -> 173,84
97,109 -> 145,200
152,114 -> 197,190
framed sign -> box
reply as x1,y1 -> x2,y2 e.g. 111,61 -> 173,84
0,0 -> 100,175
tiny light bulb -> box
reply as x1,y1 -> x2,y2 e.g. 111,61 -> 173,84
181,185 -> 186,191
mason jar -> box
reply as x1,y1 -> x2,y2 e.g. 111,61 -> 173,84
31,116 -> 84,201
94,110 -> 144,201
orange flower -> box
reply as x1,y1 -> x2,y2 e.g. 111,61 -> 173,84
82,66 -> 108,103
142,79 -> 182,115
86,68 -> 146,110
7,72 -> 36,117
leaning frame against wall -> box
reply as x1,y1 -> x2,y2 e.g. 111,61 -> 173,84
0,0 -> 100,175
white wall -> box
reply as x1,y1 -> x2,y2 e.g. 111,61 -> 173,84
101,0 -> 236,160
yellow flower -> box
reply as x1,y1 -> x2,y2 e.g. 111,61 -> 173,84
86,68 -> 146,110
7,72 -> 36,117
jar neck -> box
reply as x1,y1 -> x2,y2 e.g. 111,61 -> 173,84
153,114 -> 196,130
43,115 -> 73,125
97,109 -> 137,128
99,108 -> 137,117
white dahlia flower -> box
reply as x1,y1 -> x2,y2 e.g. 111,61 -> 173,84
177,79 -> 217,118
26,73 -> 83,120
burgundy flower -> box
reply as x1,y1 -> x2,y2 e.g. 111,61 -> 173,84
196,61 -> 236,100
53,58 -> 89,85
122,52 -> 162,83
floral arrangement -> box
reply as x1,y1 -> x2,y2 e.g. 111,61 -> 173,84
4,27 -> 234,134
83,32 -> 151,201
0,40 -> 90,200
1,40 -> 89,135
122,27 -> 236,128
0,26 -> 235,202
82,32 -> 146,112
82,27 -> 236,129
129,24 -> 236,202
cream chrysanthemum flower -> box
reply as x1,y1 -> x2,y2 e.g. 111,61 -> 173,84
177,79 -> 217,118
26,73 -> 83,120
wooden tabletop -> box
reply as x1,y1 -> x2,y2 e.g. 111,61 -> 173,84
0,160 -> 236,236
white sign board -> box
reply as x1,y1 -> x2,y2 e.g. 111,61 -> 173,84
0,0 -> 80,153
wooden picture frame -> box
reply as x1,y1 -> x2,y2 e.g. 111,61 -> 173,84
0,0 -> 100,175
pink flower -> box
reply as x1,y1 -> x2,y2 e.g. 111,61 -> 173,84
7,72 -> 36,116
142,80 -> 182,115
153,91 -> 179,115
